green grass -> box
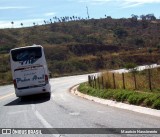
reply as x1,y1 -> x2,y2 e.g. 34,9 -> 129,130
78,83 -> 160,110
0,71 -> 12,86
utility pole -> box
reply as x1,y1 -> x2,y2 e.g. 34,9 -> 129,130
86,6 -> 89,19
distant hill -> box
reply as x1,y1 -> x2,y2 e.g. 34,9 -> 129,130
0,17 -> 160,83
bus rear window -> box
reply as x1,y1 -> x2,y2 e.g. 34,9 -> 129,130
11,47 -> 42,61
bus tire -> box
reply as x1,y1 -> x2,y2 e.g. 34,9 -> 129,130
46,92 -> 51,99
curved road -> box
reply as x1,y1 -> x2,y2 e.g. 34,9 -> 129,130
0,74 -> 160,137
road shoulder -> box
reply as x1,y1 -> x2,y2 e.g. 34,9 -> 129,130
70,85 -> 160,117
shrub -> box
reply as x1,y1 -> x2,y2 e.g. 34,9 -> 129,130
113,91 -> 124,101
152,100 -> 160,109
114,28 -> 128,38
136,94 -> 147,105
128,94 -> 139,105
120,91 -> 133,102
79,83 -> 160,110
144,95 -> 158,106
105,90 -> 114,99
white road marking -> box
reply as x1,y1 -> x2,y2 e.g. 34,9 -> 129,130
97,111 -> 106,114
8,110 -> 27,115
32,104 -> 53,128
69,112 -> 80,116
31,104 -> 61,137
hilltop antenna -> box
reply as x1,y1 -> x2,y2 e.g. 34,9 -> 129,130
86,6 -> 89,19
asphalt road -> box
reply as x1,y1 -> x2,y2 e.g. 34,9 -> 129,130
0,74 -> 160,137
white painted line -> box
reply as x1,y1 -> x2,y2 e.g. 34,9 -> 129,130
97,111 -> 106,114
71,85 -> 160,117
8,110 -> 27,115
31,104 -> 61,137
32,104 -> 53,128
69,112 -> 80,116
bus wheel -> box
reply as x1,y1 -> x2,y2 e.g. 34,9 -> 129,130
20,96 -> 26,101
46,92 -> 51,99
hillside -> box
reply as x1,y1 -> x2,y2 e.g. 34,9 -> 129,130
0,18 -> 160,84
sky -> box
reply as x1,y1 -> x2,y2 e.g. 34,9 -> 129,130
0,0 -> 160,28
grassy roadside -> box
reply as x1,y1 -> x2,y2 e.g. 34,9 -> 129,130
78,83 -> 160,110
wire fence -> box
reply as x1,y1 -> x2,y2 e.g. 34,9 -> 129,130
88,68 -> 160,92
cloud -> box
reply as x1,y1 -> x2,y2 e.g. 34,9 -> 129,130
79,0 -> 111,5
123,0 -> 160,3
121,1 -> 144,8
44,12 -> 56,17
77,0 -> 160,7
121,0 -> 160,8
0,6 -> 30,10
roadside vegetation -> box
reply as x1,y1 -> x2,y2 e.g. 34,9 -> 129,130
78,83 -> 160,110
0,14 -> 160,84
97,67 -> 160,92
78,67 -> 160,110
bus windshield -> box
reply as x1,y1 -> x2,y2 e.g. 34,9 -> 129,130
11,47 -> 42,62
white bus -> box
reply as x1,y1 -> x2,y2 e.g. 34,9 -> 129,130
10,45 -> 51,98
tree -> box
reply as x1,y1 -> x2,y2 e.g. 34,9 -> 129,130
140,15 -> 146,21
125,63 -> 137,70
156,43 -> 160,51
58,18 -> 61,22
72,16 -> 75,21
20,23 -> 23,27
134,38 -> 144,46
53,16 -> 58,22
33,22 -> 35,26
50,19 -> 52,24
114,28 -> 128,38
146,14 -> 156,21
148,48 -> 153,54
44,20 -> 46,25
11,21 -> 14,28
131,14 -> 138,21
96,55 -> 104,69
